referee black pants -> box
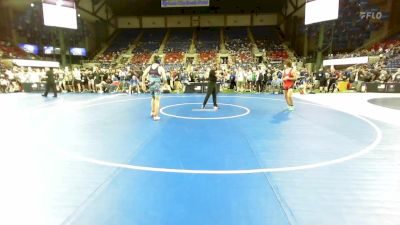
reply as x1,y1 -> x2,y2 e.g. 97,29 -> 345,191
203,82 -> 217,107
328,79 -> 337,92
44,82 -> 57,97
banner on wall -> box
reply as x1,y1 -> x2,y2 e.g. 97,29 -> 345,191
12,59 -> 60,68
323,57 -> 369,66
18,44 -> 39,55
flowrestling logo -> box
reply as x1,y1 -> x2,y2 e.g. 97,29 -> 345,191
360,11 -> 383,20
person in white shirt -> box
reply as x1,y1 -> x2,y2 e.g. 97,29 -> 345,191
392,68 -> 400,82
57,69 -> 65,92
26,67 -> 34,83
118,69 -> 127,92
246,70 -> 253,92
64,67 -> 73,92
236,67 -> 246,93
30,68 -> 40,83
72,67 -> 82,92
0,75 -> 10,93
5,69 -> 14,81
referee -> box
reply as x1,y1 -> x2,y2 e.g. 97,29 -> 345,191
42,67 -> 57,98
202,64 -> 219,110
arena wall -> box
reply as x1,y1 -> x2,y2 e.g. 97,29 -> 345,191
199,15 -> 225,27
167,16 -> 191,28
252,14 -> 279,26
116,14 -> 279,29
142,16 -> 166,28
117,17 -> 141,28
226,15 -> 251,26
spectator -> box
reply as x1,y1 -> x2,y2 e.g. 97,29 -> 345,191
0,75 -> 10,93
129,74 -> 140,94
236,68 -> 246,92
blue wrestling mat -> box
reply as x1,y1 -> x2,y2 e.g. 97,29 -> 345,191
1,93 -> 399,225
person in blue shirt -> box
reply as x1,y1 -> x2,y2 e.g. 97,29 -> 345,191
180,70 -> 190,93
129,74 -> 140,94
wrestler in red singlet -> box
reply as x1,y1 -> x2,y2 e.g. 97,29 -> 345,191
282,60 -> 296,111
283,69 -> 295,91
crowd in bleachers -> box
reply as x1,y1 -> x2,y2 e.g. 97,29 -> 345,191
0,66 -> 33,93
1,22 -> 399,95
326,33 -> 400,78
0,41 -> 32,59
107,29 -> 141,53
94,30 -> 138,62
223,61 -> 400,95
329,35 -> 400,58
92,26 -> 292,67
129,29 -> 165,65
96,51 -> 121,62
139,29 -> 166,52
199,52 -> 217,64
224,28 -> 252,64
164,29 -> 192,65
196,28 -> 219,64
164,52 -> 185,64
252,27 -> 288,61
1,58 -> 399,94
165,29 -> 192,53
131,53 -> 151,64
133,42 -> 160,54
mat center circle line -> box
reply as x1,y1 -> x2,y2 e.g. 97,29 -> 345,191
160,102 -> 251,120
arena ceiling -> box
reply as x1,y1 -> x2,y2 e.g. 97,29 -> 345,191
2,0 -> 33,10
106,0 -> 285,16
3,0 -> 286,16
2,0 -> 288,24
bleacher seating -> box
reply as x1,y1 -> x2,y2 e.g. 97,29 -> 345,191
131,53 -> 151,64
196,28 -> 219,53
196,28 -> 219,63
129,29 -> 165,64
387,55 -> 400,70
0,41 -> 29,59
382,35 -> 400,70
164,29 -> 192,64
96,52 -> 120,62
164,52 -> 185,64
134,42 -> 160,54
370,34 -> 400,52
224,27 -> 252,64
165,29 -> 192,53
133,29 -> 165,54
252,26 -> 288,60
104,29 -> 141,53
199,52 -> 217,64
252,27 -> 280,50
